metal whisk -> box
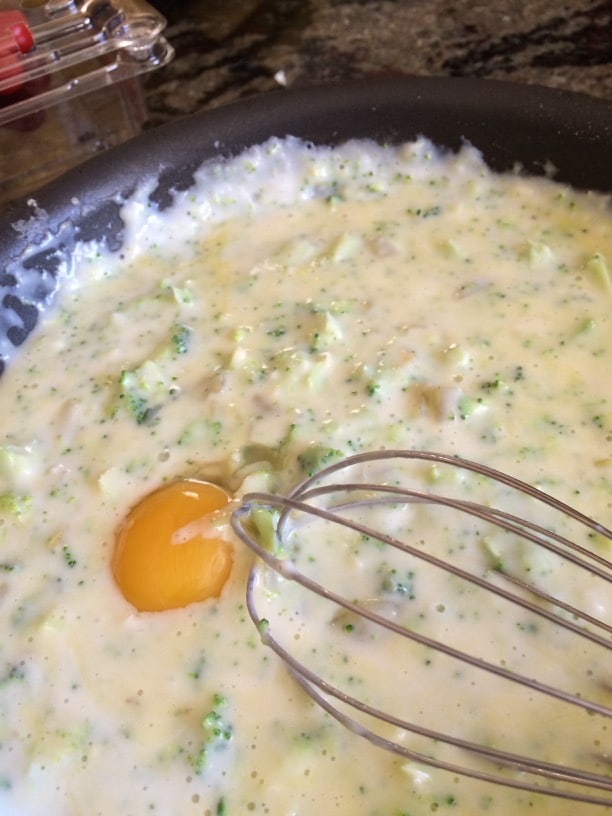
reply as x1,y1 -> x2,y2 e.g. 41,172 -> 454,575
231,449 -> 612,807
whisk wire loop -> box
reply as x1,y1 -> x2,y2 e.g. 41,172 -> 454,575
233,489 -> 610,713
232,449 -> 612,806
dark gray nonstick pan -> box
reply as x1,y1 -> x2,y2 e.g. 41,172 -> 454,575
0,76 -> 611,376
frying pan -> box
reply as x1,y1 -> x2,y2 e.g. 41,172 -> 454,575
0,77 -> 610,377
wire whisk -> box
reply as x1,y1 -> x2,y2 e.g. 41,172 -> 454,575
231,449 -> 612,807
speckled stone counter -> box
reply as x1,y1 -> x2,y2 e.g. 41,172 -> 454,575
144,0 -> 612,128
0,0 -> 609,206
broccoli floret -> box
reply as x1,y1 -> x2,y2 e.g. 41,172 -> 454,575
118,361 -> 168,425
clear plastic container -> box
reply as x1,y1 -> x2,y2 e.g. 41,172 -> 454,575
0,0 -> 173,204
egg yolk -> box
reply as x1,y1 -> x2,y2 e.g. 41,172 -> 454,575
112,479 -> 233,612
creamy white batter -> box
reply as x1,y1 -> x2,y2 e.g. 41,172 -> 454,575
0,137 -> 609,815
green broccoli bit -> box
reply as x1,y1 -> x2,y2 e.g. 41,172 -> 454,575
457,395 -> 484,419
585,253 -> 611,294
0,492 -> 32,519
193,696 -> 233,774
239,443 -> 281,469
257,618 -> 270,641
380,567 -> 416,598
118,361 -> 167,425
297,445 -> 343,477
306,307 -> 343,353
0,665 -> 25,686
171,324 -> 192,355
406,205 -> 441,218
161,280 -> 194,305
62,545 -> 77,568
119,384 -> 150,425
480,537 -> 505,573
250,508 -> 279,554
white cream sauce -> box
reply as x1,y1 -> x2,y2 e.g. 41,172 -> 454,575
0,137 -> 610,815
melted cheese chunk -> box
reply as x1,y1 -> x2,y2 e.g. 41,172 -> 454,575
0,137 -> 609,816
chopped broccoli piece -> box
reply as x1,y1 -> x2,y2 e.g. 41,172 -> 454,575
308,307 -> 343,353
171,324 -> 192,355
250,507 -> 279,554
118,361 -> 169,425
585,253 -> 611,294
0,492 -> 32,519
193,695 -> 233,775
457,395 -> 485,419
160,279 -> 194,305
297,444 -> 344,477
119,379 -> 149,425
239,443 -> 281,468
257,618 -> 270,641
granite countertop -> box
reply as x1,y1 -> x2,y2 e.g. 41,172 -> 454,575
0,0 -> 609,206
144,0 -> 612,128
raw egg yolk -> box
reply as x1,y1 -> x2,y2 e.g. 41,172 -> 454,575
112,479 -> 233,612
